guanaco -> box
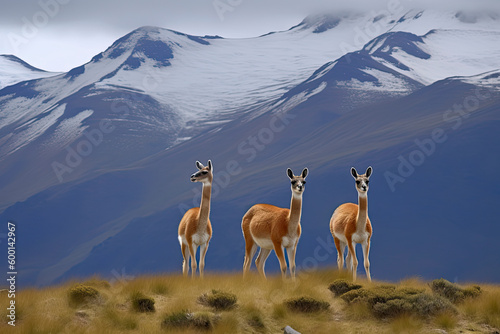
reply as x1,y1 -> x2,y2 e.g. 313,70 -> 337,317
330,167 -> 373,281
242,168 -> 308,279
178,160 -> 213,277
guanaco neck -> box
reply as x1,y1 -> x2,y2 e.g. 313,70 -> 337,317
356,192 -> 368,231
288,193 -> 302,235
197,180 -> 212,231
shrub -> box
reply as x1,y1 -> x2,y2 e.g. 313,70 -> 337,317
340,284 -> 455,319
131,291 -> 155,313
68,284 -> 100,306
161,310 -> 215,331
245,306 -> 265,330
162,310 -> 191,329
192,312 -> 215,330
431,279 -> 481,303
328,279 -> 362,296
284,296 -> 330,313
198,289 -> 237,311
341,288 -> 377,304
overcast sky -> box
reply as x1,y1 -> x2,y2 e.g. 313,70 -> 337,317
0,0 -> 498,72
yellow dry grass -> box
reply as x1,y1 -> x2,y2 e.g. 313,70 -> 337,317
0,269 -> 499,334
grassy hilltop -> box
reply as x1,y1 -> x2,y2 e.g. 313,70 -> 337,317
1,270 -> 499,333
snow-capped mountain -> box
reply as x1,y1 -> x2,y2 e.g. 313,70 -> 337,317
1,9 -> 499,286
0,55 -> 59,89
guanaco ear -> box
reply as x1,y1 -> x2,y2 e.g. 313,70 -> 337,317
365,166 -> 373,178
196,161 -> 204,170
301,168 -> 308,178
287,168 -> 294,179
351,167 -> 358,179
207,160 -> 212,171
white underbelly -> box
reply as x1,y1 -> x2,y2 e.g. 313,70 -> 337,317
252,235 -> 298,249
333,231 -> 369,245
252,236 -> 274,249
178,232 -> 210,246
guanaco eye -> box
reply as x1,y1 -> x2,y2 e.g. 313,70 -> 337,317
302,181 -> 306,185
356,180 -> 361,184
291,180 -> 297,185
366,180 -> 369,184
201,171 -> 208,175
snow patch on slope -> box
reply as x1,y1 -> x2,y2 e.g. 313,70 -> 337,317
4,104 -> 66,156
47,109 -> 94,149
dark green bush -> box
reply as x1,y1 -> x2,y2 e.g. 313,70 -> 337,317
246,308 -> 265,330
161,310 -> 215,331
431,279 -> 481,303
191,312 -> 214,330
68,284 -> 100,306
328,279 -> 362,296
284,296 -> 330,313
198,289 -> 237,310
131,291 -> 155,313
339,283 -> 455,319
341,288 -> 377,304
162,310 -> 191,329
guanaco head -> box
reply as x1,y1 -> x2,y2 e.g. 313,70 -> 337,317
287,168 -> 308,195
190,160 -> 213,184
351,166 -> 372,195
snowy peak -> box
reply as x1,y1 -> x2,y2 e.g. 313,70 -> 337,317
389,9 -> 500,35
293,14 -> 343,33
98,26 -> 211,68
1,54 -> 45,72
0,55 -> 59,89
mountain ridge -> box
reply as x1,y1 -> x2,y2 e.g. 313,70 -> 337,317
0,9 -> 499,286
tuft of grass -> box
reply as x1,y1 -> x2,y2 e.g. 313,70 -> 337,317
67,284 -> 100,307
161,310 -> 216,331
390,314 -> 423,333
244,305 -> 266,330
161,310 -> 192,329
131,291 -> 155,313
191,311 -> 215,330
198,289 -> 237,311
434,311 -> 457,330
328,279 -> 362,296
284,296 -> 330,313
102,308 -> 138,330
461,289 -> 500,329
430,278 -> 481,303
272,303 -> 287,319
151,282 -> 169,295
